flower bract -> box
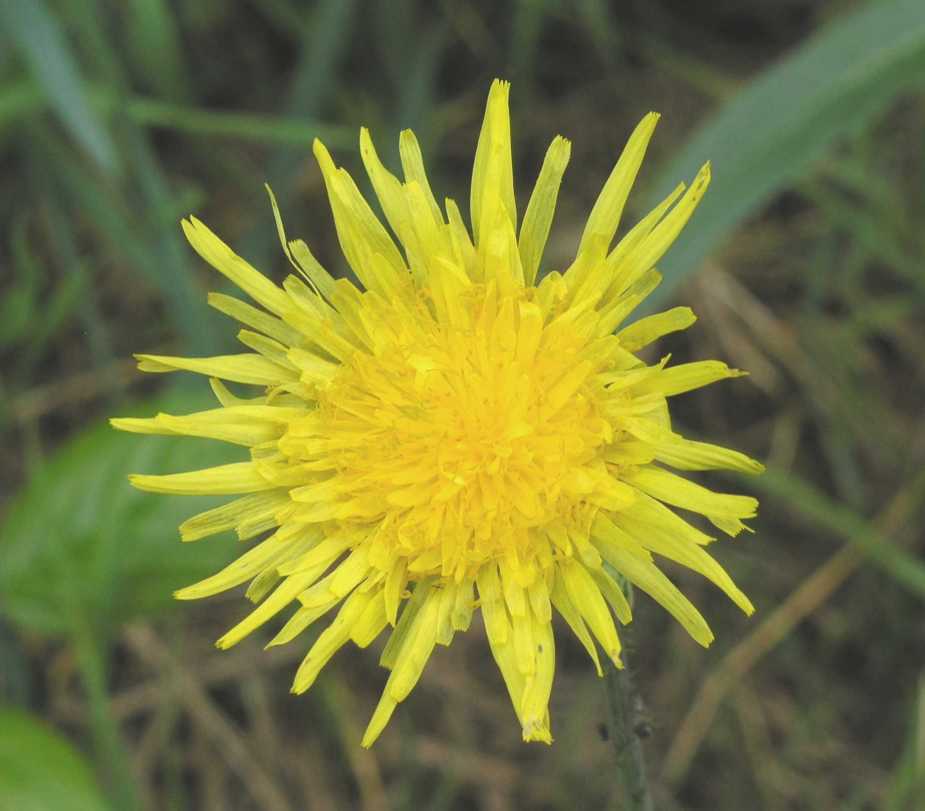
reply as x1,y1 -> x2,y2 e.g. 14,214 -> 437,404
113,79 -> 762,746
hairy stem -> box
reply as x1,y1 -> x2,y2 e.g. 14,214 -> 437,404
602,576 -> 653,811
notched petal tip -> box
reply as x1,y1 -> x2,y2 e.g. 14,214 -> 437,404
521,723 -> 553,745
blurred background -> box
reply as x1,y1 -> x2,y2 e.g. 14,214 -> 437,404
2,0 -> 925,809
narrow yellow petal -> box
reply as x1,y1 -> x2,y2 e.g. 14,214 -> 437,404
511,606 -> 536,675
560,559 -> 622,667
399,129 -> 443,226
482,613 -> 527,728
350,588 -> 389,648
207,292 -> 301,346
634,360 -> 746,398
362,693 -> 398,749
387,592 -> 440,702
477,564 -> 509,647
219,569 -> 325,650
615,495 -> 754,615
435,583 -> 457,646
129,462 -> 273,496
651,435 -> 765,475
384,558 -> 408,627
380,579 -> 433,670
182,216 -> 290,315
592,514 -> 714,646
520,614 -> 555,743
577,112 -> 660,260
451,577 -> 475,631
518,135 -> 570,285
312,138 -> 407,296
287,239 -> 338,302
236,330 -> 297,370
631,161 -> 711,274
600,186 -> 685,307
471,79 -> 516,243
480,208 -> 524,296
135,353 -> 296,386
292,588 -> 375,692
177,490 -> 290,542
266,598 -> 340,648
359,127 -> 410,241
112,407 -> 286,447
590,569 -> 632,625
549,571 -> 603,676
527,577 -> 552,624
363,587 -> 441,748
445,197 -> 479,281
617,307 -> 697,353
626,466 -> 757,535
175,526 -> 321,601
596,269 -> 663,337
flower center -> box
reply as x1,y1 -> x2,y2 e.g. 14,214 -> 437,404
285,286 -> 618,582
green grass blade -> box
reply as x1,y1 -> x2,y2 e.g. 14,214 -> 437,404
756,467 -> 925,600
0,0 -> 119,174
645,0 -> 925,309
0,80 -> 355,148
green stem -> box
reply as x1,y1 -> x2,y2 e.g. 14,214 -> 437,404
72,622 -> 138,811
603,577 -> 653,811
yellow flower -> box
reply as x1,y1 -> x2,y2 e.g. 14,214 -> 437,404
113,80 -> 761,747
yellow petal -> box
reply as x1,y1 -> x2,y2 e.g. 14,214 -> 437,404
631,161 -> 711,274
577,112 -> 659,260
560,559 -> 622,667
471,79 -> 516,243
292,588 -> 375,693
520,614 -> 555,743
182,216 -> 290,315
399,129 -> 443,226
592,514 -> 714,646
312,138 -> 407,296
651,435 -> 765,475
615,494 -> 754,615
175,526 -> 321,602
625,466 -> 757,536
129,462 -> 273,495
549,571 -> 602,676
135,353 -> 296,386
617,307 -> 697,353
518,135 -> 570,285
476,564 -> 509,647
635,360 -> 746,398
207,292 -> 300,346
177,490 -> 290,542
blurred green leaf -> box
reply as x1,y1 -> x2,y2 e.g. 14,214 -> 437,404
0,708 -> 110,811
0,389 -> 239,637
647,0 -> 925,308
0,0 -> 119,174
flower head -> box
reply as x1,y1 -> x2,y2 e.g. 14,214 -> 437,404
113,80 -> 761,746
